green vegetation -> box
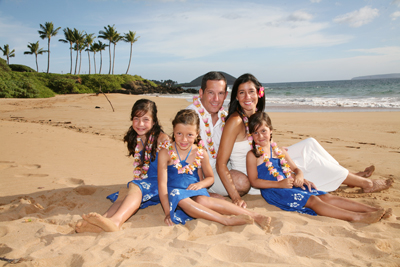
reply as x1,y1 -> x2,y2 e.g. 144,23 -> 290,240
9,64 -> 36,72
0,58 -> 158,98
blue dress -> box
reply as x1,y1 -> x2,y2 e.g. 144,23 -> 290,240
106,151 -> 160,209
167,148 -> 210,225
258,147 -> 327,216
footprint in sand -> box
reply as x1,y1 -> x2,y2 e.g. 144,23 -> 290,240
57,178 -> 85,187
14,174 -> 49,178
269,235 -> 328,257
0,161 -> 18,170
346,146 -> 360,149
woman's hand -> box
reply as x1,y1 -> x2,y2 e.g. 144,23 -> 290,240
279,177 -> 294,188
164,214 -> 173,226
303,179 -> 317,192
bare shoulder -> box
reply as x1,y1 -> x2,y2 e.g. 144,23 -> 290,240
224,112 -> 243,130
157,132 -> 171,143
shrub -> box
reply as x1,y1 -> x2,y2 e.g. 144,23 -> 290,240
9,64 -> 36,72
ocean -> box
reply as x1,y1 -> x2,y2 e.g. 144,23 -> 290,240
164,78 -> 400,112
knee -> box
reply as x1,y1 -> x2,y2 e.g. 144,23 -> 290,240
193,195 -> 209,206
306,195 -> 321,206
230,170 -> 251,196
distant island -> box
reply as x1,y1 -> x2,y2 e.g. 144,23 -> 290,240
179,72 -> 236,87
351,73 -> 400,80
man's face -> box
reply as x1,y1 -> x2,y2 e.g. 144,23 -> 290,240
199,80 -> 228,115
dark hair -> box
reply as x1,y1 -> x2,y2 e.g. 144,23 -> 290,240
248,112 -> 273,158
201,71 -> 228,93
123,99 -> 163,163
171,109 -> 201,145
227,73 -> 265,120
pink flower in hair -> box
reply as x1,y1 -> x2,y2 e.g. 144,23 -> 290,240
259,87 -> 264,98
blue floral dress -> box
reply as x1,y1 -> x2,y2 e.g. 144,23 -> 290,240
106,151 -> 160,209
167,147 -> 209,225
258,147 -> 326,216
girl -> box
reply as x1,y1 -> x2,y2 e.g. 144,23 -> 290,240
157,109 -> 271,229
75,99 -> 170,233
246,112 -> 386,224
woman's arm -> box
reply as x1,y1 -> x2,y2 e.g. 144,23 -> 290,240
246,151 -> 294,189
157,147 -> 173,226
216,114 -> 246,207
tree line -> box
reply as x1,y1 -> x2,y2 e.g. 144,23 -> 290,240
0,22 -> 139,75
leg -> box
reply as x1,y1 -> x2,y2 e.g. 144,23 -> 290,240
75,219 -> 103,233
194,196 -> 271,231
230,170 -> 251,196
305,195 -> 384,223
317,194 -> 380,212
82,183 -> 143,232
342,173 -> 393,193
177,197 -> 254,226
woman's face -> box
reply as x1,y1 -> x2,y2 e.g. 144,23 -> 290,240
132,111 -> 154,138
236,81 -> 258,113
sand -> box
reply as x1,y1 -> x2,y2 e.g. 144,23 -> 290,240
0,94 -> 399,266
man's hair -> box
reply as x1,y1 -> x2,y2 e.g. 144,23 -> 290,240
201,71 -> 227,92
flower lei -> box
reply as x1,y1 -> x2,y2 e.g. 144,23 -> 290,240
132,134 -> 154,180
256,143 -> 291,181
193,96 -> 226,159
160,140 -> 204,174
237,108 -> 253,146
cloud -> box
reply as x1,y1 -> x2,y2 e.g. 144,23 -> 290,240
333,6 -> 379,27
391,11 -> 400,20
392,0 -> 400,7
310,0 -> 321,3
125,6 -> 349,59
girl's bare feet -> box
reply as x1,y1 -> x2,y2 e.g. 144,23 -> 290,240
75,219 -> 103,233
253,214 -> 272,233
356,165 -> 375,178
82,212 -> 119,232
382,208 -> 393,220
225,214 -> 254,226
354,209 -> 385,224
363,179 -> 393,193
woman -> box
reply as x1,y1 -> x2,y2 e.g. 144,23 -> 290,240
216,73 -> 392,209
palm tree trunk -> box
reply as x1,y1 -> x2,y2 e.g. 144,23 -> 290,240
112,43 -> 116,75
126,44 -> 132,74
69,43 -> 73,74
79,50 -> 82,75
108,41 -> 112,74
93,53 -> 97,74
87,49 -> 91,75
47,38 -> 50,73
75,48 -> 79,75
7,56 -> 9,65
35,54 -> 39,72
99,51 -> 103,74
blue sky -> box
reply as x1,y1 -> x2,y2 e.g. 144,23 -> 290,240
0,0 -> 399,83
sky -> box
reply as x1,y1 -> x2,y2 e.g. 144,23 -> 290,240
0,0 -> 399,83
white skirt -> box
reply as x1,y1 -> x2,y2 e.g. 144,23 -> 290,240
287,138 -> 349,192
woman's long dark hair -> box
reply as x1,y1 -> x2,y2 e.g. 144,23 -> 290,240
248,112 -> 273,158
227,73 -> 266,120
123,99 -> 163,163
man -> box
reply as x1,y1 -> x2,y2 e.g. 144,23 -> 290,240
186,71 -> 250,197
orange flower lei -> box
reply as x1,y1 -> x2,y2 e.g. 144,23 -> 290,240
237,108 -> 253,146
132,134 -> 154,180
160,140 -> 204,174
256,143 -> 291,181
193,96 -> 226,159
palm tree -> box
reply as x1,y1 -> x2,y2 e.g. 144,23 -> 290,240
88,43 -> 99,74
111,33 -> 122,74
38,22 -> 61,73
23,41 -> 47,72
98,24 -> 118,74
72,29 -> 86,75
0,44 -> 16,65
123,31 -> 140,74
59,27 -> 75,74
96,40 -> 108,74
74,43 -> 86,75
84,33 -> 96,75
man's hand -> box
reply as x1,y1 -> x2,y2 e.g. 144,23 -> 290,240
232,198 -> 247,208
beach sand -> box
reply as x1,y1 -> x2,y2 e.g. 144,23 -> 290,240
0,94 -> 399,266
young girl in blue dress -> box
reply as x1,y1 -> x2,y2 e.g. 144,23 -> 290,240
246,112 -> 385,224
158,109 -> 271,229
75,99 -> 170,233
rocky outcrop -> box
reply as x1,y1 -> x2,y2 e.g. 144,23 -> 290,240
118,80 -> 198,95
